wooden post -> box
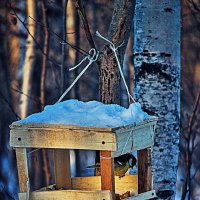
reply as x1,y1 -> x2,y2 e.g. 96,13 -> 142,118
54,149 -> 72,189
138,148 -> 152,193
15,148 -> 29,193
100,151 -> 115,200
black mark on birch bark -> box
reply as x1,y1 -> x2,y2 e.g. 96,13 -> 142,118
135,62 -> 172,82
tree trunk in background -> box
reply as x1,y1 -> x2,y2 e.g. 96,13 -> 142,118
40,0 -> 51,188
40,0 -> 49,110
67,0 -> 76,98
99,0 -> 135,105
19,0 -> 35,118
0,2 -> 18,198
178,2 -> 200,199
61,0 -> 68,94
95,0 -> 135,177
7,5 -> 20,112
134,1 -> 180,198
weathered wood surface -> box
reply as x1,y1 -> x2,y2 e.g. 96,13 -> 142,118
10,122 -> 114,132
138,148 -> 152,193
15,148 -> 29,193
124,190 -> 156,200
100,151 -> 115,200
53,149 -> 71,189
71,175 -> 138,195
18,190 -> 112,200
10,126 -> 116,151
114,118 -> 157,157
37,175 -> 138,195
10,118 -> 157,153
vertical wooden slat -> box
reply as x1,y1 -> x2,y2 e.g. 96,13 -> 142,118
54,149 -> 72,189
15,148 -> 29,193
138,148 -> 152,193
100,151 -> 115,200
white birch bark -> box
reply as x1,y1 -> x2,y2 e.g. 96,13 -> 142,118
20,0 -> 35,118
134,1 -> 180,198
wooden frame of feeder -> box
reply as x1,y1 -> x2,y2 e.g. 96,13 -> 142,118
10,117 -> 158,200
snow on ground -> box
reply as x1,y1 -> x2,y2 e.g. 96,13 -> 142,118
19,99 -> 152,128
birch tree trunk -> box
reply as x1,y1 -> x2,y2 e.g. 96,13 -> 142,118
19,0 -> 35,118
134,1 -> 180,198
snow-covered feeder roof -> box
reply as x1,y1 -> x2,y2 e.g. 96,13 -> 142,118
18,99 -> 155,128
10,100 -> 158,155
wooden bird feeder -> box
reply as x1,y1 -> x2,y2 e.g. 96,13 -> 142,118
10,117 -> 158,200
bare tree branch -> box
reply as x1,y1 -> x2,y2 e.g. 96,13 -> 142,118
188,0 -> 200,12
28,15 -> 89,55
0,90 -> 21,120
61,0 -> 68,94
182,90 -> 200,200
11,87 -> 41,104
40,0 -> 49,110
72,0 -> 96,50
188,91 -> 200,134
9,1 -> 89,75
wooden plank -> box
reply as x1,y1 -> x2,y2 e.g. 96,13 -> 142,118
114,123 -> 155,157
100,151 -> 115,200
53,149 -> 71,189
123,190 -> 156,200
112,118 -> 158,131
10,128 -> 116,151
138,148 -> 152,193
15,148 -> 29,193
10,117 -> 157,132
71,175 -> 138,195
10,122 -> 113,132
19,190 -> 112,200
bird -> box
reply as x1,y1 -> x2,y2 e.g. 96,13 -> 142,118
87,153 -> 137,178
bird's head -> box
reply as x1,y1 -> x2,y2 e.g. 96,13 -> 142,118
128,154 -> 137,169
114,153 -> 137,169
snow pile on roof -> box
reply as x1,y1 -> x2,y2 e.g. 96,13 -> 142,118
19,99 -> 153,128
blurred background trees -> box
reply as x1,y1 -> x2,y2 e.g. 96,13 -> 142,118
0,0 -> 199,199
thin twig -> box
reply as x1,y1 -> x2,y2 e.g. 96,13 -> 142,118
9,2 -> 89,73
40,0 -> 49,110
72,0 -> 96,50
183,90 -> 200,200
11,87 -> 41,104
28,16 -> 89,55
61,0 -> 68,94
10,6 -> 61,67
190,91 -> 200,156
188,91 -> 200,135
0,90 -> 21,120
188,0 -> 200,12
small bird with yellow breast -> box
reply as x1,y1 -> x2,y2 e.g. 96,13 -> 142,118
87,153 -> 137,178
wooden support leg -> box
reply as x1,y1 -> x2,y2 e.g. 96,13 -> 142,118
138,148 -> 152,193
54,149 -> 72,189
100,151 -> 115,200
15,148 -> 29,193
